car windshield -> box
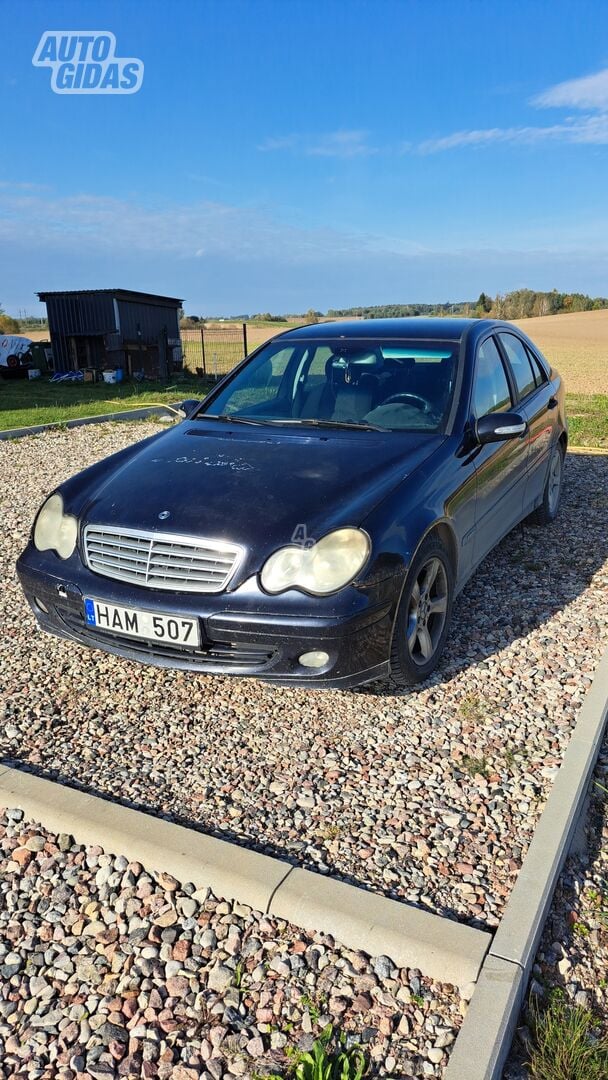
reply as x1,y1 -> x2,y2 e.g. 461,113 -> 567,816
197,338 -> 458,433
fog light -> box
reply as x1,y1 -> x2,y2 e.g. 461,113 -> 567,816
34,596 -> 49,613
299,650 -> 329,669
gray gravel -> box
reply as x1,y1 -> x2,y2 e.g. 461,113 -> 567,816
504,732 -> 608,1077
1,423 -> 607,931
0,810 -> 464,1078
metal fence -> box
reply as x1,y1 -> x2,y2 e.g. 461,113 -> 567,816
181,323 -> 248,379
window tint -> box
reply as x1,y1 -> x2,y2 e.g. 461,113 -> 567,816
199,339 -> 457,431
499,333 -> 537,400
212,346 -> 295,413
473,337 -> 512,418
299,346 -> 333,391
525,345 -> 547,387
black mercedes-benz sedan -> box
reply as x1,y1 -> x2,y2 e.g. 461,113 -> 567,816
17,318 -> 567,689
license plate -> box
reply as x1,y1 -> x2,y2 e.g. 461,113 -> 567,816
83,598 -> 200,648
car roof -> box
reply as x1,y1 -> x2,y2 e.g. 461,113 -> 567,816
277,317 -> 507,342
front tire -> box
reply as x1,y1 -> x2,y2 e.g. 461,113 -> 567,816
388,535 -> 454,688
531,442 -> 565,525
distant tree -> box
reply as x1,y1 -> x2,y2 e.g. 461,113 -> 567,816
492,293 -> 507,318
324,290 -> 608,323
0,305 -> 21,333
304,308 -> 319,324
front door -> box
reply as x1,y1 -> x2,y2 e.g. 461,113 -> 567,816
471,335 -> 529,564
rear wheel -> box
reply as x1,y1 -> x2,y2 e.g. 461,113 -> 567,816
388,535 -> 454,688
531,442 -> 565,525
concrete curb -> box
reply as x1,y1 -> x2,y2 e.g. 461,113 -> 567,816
0,765 -> 490,987
269,867 -> 488,987
445,647 -> 608,1079
567,446 -> 608,456
0,404 -> 179,440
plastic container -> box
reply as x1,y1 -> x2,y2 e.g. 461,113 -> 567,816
102,370 -> 117,384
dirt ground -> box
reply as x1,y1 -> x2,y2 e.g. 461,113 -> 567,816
514,308 -> 608,395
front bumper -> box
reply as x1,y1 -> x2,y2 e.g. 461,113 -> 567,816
17,547 -> 400,689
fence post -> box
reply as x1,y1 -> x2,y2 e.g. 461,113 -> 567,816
242,322 -> 248,358
200,326 -> 206,376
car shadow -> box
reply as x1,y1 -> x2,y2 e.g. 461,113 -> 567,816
2,754 -> 447,914
356,452 -> 608,696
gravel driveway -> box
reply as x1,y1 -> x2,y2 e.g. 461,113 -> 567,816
505,733 -> 608,1077
2,423 -> 607,930
0,811 -> 463,1078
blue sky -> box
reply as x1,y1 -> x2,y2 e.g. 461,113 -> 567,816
2,0 -> 608,316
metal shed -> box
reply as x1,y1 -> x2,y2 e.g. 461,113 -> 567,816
37,288 -> 184,378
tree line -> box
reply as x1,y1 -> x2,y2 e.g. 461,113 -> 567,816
182,290 -> 608,326
0,302 -> 21,335
327,290 -> 608,321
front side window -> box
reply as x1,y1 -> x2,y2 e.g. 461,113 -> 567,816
498,333 -> 537,400
473,337 -> 512,418
198,338 -> 459,432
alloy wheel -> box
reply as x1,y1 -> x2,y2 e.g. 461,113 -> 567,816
406,556 -> 449,666
547,449 -> 562,515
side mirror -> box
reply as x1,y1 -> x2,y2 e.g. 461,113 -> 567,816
178,398 -> 201,418
475,410 -> 527,445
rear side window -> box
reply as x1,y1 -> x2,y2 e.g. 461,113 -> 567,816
498,333 -> 537,400
473,337 -> 512,418
525,346 -> 548,387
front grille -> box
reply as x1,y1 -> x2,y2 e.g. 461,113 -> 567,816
83,524 -> 243,593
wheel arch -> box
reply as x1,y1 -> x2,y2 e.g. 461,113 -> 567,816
387,517 -> 457,685
388,516 -> 459,636
559,428 -> 568,453
428,520 -> 458,578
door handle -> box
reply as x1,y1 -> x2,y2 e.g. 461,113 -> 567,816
547,396 -> 558,409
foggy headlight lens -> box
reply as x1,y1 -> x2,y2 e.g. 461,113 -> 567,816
33,493 -> 78,560
260,528 -> 370,596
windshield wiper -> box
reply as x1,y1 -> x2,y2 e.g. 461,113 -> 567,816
199,414 -> 269,426
198,414 -> 385,432
261,418 -> 386,432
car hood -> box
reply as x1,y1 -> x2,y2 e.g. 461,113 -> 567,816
80,420 -> 443,578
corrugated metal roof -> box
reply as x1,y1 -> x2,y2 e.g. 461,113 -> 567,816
38,288 -> 183,305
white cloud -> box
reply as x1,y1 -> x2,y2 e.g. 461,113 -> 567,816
532,67 -> 608,110
415,65 -> 608,154
0,187 -> 380,262
0,179 -> 50,191
418,115 -> 608,153
258,129 -> 376,158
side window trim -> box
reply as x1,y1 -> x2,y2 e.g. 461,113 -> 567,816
525,343 -> 548,388
495,332 -> 538,405
471,333 -> 514,419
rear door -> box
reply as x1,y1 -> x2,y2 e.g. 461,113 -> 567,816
471,335 -> 529,564
497,332 -> 556,512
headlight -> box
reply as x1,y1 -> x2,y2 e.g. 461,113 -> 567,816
260,527 -> 370,596
33,493 -> 78,559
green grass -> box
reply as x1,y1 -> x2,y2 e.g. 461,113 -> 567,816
527,996 -> 608,1080
181,337 -> 247,376
459,754 -> 491,780
0,375 -> 210,431
566,393 -> 608,448
1,375 -> 606,448
286,1026 -> 367,1080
